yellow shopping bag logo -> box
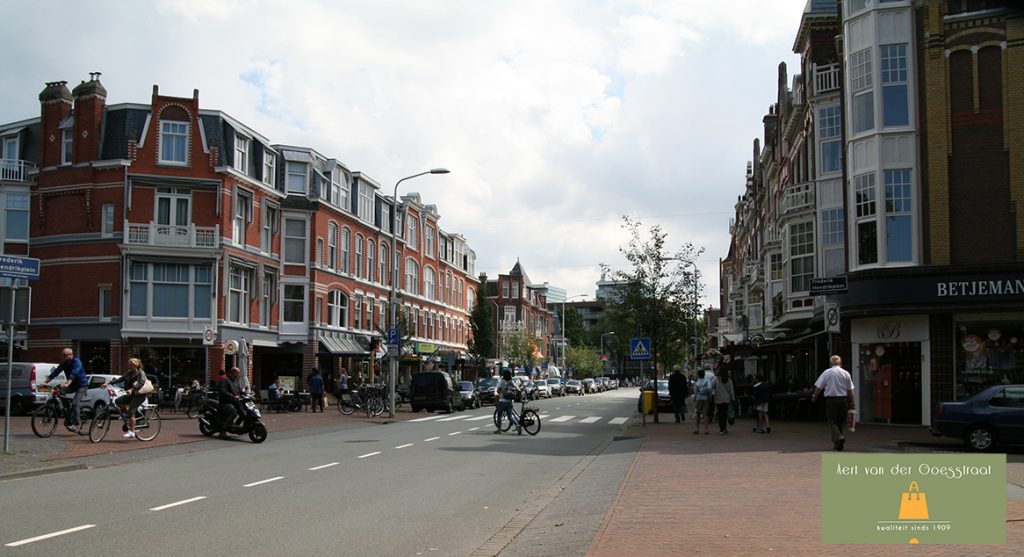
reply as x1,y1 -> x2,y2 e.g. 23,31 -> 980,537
898,481 -> 929,520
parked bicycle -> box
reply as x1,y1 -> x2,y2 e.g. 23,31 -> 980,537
492,396 -> 541,436
337,384 -> 387,417
88,399 -> 162,443
182,387 -> 209,419
31,385 -> 90,438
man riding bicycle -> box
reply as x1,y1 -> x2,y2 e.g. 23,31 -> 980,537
494,369 -> 520,434
47,347 -> 89,429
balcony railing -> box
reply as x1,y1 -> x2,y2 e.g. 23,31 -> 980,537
743,261 -> 761,284
125,221 -> 219,248
781,182 -> 815,216
813,63 -> 840,95
0,160 -> 37,182
763,225 -> 782,247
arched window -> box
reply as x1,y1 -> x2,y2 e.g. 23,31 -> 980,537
424,267 -> 436,300
341,228 -> 351,274
355,234 -> 364,278
327,222 -> 337,270
328,290 -> 348,327
366,240 -> 375,283
405,259 -> 419,295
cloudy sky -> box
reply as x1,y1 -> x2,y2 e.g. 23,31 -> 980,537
1,0 -> 806,307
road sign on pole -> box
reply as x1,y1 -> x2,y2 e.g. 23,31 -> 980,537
629,338 -> 652,361
825,301 -> 841,333
810,276 -> 848,295
2,255 -> 40,453
387,326 -> 400,347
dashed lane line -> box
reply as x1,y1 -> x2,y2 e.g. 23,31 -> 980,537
395,443 -> 414,449
150,496 -> 206,511
448,431 -> 462,436
243,476 -> 284,487
358,451 -> 382,459
424,436 -> 440,442
309,462 -> 339,471
6,525 -> 96,547
469,427 -> 480,431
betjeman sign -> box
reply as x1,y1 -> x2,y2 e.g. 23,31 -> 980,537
936,279 -> 1024,298
821,454 -> 1005,544
838,271 -> 1024,307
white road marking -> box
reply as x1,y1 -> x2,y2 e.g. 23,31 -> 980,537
579,416 -> 602,424
358,451 -> 382,459
550,415 -> 575,423
150,496 -> 206,511
244,476 -> 284,487
309,462 -> 339,471
437,415 -> 468,422
424,436 -> 440,442
469,427 -> 480,431
465,415 -> 493,421
6,525 -> 96,547
409,415 -> 444,422
448,431 -> 461,436
609,417 -> 629,424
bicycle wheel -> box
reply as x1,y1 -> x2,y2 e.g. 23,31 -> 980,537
522,409 -> 541,436
493,407 -> 512,432
186,397 -> 202,419
135,408 -> 161,441
88,409 -> 112,443
369,396 -> 386,417
31,404 -> 59,438
338,396 -> 356,415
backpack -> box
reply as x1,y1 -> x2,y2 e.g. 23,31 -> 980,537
501,380 -> 518,401
697,378 -> 713,396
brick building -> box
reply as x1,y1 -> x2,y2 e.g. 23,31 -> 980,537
0,77 -> 477,393
717,0 -> 1023,426
480,261 -> 556,372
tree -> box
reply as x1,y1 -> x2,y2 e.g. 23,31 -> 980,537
562,306 -> 588,348
467,301 -> 495,365
600,216 -> 704,378
500,329 -> 539,368
566,344 -> 602,378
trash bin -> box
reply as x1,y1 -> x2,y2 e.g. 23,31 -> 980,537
642,389 -> 655,414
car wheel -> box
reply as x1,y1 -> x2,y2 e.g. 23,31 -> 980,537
965,425 -> 996,451
10,398 -> 26,416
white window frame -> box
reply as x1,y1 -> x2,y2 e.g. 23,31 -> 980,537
282,284 -> 306,323
884,168 -> 914,263
358,185 -> 373,222
425,267 -> 436,300
99,286 -> 113,321
263,152 -> 276,186
234,135 -> 250,174
854,172 -> 878,266
788,221 -> 814,295
355,234 -> 365,279
260,271 -> 276,327
158,120 -> 189,166
328,290 -> 347,327
407,212 -> 418,251
4,192 -> 29,242
233,189 -> 252,246
379,244 -> 389,287
367,239 -> 376,283
262,203 -> 279,254
405,258 -> 419,295
286,161 -> 308,194
341,228 -> 351,274
228,265 -> 251,324
283,217 -> 308,265
101,203 -> 115,237
61,129 -> 73,165
425,226 -> 435,258
155,187 -> 191,227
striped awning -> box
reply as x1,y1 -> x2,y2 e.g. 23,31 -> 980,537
318,330 -> 370,355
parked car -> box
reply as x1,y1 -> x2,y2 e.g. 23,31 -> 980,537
0,362 -> 62,415
581,378 -> 595,393
455,381 -> 481,409
547,378 -> 564,397
609,378 -> 619,389
478,377 -> 501,405
534,381 -> 551,399
81,374 -> 128,415
930,384 -> 1024,451
564,379 -> 584,395
409,371 -> 463,413
636,379 -> 673,414
522,380 -> 538,400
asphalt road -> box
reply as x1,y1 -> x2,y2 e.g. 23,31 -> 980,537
0,389 -> 640,556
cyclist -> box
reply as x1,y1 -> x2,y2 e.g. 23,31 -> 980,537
102,358 -> 148,438
47,347 -> 89,430
494,369 -> 520,434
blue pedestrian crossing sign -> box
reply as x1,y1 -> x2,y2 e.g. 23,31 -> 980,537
629,337 -> 652,360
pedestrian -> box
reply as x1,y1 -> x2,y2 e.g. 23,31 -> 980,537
692,369 -> 714,435
337,368 -> 349,395
668,365 -> 689,423
494,369 -> 520,434
811,355 -> 856,451
753,374 -> 772,434
308,368 -> 325,412
47,347 -> 89,431
714,370 -> 735,435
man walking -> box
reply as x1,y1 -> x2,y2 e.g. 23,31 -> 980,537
668,365 -> 688,423
812,355 -> 856,451
308,368 -> 325,412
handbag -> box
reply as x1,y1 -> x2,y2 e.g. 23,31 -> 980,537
138,379 -> 155,395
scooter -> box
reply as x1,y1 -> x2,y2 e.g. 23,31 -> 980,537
198,395 -> 268,443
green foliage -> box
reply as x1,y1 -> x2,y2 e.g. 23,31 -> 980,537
468,301 -> 495,364
500,329 -> 540,368
562,306 -> 587,347
566,344 -> 602,378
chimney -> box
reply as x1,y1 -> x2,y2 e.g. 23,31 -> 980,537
71,72 -> 108,163
38,81 -> 73,167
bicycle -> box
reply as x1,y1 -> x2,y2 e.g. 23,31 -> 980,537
88,399 -> 162,443
337,384 -> 385,417
31,386 -> 88,438
492,395 -> 541,436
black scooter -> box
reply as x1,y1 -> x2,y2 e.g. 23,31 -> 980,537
198,395 -> 268,443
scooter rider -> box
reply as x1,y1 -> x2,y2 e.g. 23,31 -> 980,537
218,367 -> 243,436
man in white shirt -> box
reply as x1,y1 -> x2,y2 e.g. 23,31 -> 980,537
812,355 -> 855,451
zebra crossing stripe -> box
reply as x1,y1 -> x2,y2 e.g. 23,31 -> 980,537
579,416 -> 602,424
550,415 -> 575,423
609,417 -> 629,425
437,415 -> 469,422
465,415 -> 493,421
409,415 -> 444,422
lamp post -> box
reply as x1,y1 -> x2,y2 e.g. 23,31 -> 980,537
389,168 -> 449,418
560,294 -> 586,374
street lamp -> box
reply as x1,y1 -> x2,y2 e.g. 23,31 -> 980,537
389,168 -> 449,417
560,294 -> 586,373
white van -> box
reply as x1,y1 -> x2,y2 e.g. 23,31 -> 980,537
0,362 -> 62,415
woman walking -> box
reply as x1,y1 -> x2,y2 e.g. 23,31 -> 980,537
714,370 -> 736,435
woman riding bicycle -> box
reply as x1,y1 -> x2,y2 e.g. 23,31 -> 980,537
102,358 -> 148,438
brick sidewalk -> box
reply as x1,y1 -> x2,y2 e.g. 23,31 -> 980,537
0,403 -> 428,475
587,418 -> 1024,557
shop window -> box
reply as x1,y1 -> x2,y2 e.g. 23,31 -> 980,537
955,321 -> 1024,399
858,342 -> 923,424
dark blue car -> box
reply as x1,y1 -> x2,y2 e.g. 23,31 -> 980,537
930,384 -> 1024,451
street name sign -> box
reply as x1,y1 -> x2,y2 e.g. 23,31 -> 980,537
810,276 -> 848,295
0,255 -> 40,281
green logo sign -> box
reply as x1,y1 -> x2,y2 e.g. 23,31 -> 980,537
821,454 -> 1005,544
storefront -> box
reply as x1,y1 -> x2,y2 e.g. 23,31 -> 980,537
850,315 -> 929,425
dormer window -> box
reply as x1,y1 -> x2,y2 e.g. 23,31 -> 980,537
286,162 -> 308,194
61,129 -> 73,165
263,152 -> 276,186
234,135 -> 250,174
332,167 -> 350,209
159,120 -> 189,165
358,185 -> 373,222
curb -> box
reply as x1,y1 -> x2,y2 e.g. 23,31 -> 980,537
0,463 -> 88,482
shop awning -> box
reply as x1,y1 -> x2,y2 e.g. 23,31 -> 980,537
318,331 -> 370,355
